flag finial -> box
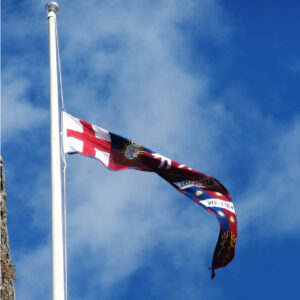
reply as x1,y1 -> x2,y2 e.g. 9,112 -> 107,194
46,1 -> 60,14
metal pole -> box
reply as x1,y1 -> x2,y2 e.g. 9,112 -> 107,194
46,2 -> 65,300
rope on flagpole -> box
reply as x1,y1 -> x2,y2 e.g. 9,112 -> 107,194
56,16 -> 65,111
55,14 -> 68,300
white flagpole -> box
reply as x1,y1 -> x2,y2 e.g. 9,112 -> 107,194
46,2 -> 65,300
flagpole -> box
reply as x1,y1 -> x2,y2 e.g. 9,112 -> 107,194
46,2 -> 65,300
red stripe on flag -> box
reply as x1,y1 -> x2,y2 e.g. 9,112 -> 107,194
67,120 -> 111,156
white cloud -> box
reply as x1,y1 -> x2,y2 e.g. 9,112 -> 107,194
65,156 -> 217,292
14,244 -> 51,300
238,118 -> 300,237
1,67 -> 48,142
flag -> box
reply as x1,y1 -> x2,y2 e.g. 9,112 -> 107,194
62,111 -> 237,278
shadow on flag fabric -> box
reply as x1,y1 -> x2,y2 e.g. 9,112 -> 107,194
62,111 -> 237,278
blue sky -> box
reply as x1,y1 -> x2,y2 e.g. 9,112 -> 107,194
2,0 -> 300,299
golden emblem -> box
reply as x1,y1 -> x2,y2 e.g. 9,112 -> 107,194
217,210 -> 225,217
194,190 -> 204,197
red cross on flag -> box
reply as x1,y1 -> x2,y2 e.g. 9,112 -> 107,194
63,111 -> 111,167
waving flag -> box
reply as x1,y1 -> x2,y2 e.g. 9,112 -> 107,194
62,111 -> 237,278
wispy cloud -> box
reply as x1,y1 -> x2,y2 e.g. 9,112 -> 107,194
2,67 -> 48,142
14,244 -> 51,300
238,118 -> 300,236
